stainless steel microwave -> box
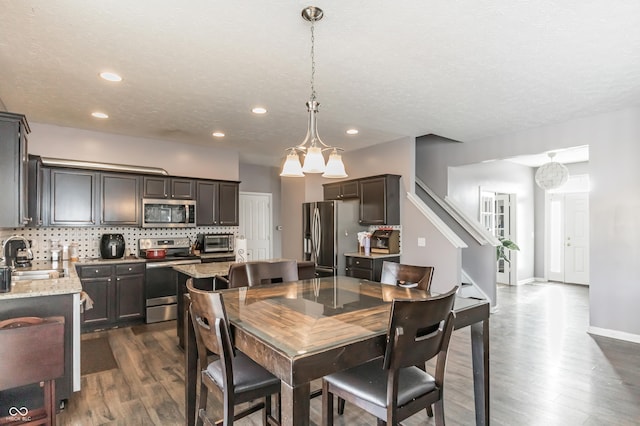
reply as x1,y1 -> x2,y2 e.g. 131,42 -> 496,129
142,199 -> 196,228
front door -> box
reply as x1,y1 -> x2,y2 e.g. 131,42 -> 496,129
547,192 -> 589,284
239,192 -> 272,261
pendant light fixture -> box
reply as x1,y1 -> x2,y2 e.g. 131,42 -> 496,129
535,152 -> 569,190
280,6 -> 347,178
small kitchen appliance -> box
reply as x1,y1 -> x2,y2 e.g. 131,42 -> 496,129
196,233 -> 234,254
100,234 -> 125,259
370,229 -> 400,254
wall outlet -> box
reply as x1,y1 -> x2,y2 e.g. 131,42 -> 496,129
417,237 -> 426,247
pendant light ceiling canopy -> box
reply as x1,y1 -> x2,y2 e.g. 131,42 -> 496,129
535,152 -> 569,190
280,6 -> 347,179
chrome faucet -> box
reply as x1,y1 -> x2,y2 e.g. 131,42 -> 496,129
1,236 -> 34,268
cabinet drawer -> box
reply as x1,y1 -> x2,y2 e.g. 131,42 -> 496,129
347,267 -> 374,281
346,257 -> 373,269
78,265 -> 112,279
115,263 -> 145,276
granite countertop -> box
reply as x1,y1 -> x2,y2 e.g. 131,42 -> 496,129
75,256 -> 146,265
173,261 -> 235,279
344,252 -> 401,259
0,260 -> 82,300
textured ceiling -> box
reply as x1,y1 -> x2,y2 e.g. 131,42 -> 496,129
1,1 -> 639,167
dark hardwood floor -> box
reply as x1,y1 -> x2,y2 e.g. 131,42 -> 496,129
58,282 -> 640,425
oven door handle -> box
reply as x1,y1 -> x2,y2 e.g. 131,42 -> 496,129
145,259 -> 201,269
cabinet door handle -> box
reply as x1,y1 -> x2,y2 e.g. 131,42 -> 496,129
95,269 -> 100,274
117,277 -> 121,281
22,217 -> 31,224
107,278 -> 111,282
128,267 -> 132,271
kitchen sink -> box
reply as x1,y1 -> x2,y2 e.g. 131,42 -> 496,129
11,269 -> 66,281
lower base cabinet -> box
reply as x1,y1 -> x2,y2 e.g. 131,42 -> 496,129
77,262 -> 145,331
345,255 -> 400,282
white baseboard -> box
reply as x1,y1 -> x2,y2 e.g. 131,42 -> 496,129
587,326 -> 640,344
516,277 -> 537,285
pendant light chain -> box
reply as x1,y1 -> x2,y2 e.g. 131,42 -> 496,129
310,20 -> 316,102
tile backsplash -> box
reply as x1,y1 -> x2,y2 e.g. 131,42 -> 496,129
0,226 -> 238,260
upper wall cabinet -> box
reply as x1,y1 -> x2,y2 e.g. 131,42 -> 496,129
143,176 -> 194,200
45,169 -> 141,227
100,173 -> 140,226
0,112 -> 30,228
323,180 -> 359,200
359,175 -> 401,225
196,181 -> 239,226
47,168 -> 98,226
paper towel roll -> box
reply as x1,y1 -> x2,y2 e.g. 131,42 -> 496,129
235,237 -> 247,263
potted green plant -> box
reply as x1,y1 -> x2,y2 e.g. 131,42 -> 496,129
497,238 -> 520,263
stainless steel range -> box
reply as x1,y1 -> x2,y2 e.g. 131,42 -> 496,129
139,237 -> 200,324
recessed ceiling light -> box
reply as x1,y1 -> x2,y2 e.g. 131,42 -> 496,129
91,112 -> 109,119
252,107 -> 267,114
212,132 -> 225,138
99,72 -> 122,82
346,129 -> 359,135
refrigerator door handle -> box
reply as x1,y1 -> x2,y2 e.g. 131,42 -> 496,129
313,206 -> 321,261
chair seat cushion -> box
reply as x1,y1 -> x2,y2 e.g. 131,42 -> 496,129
324,359 -> 437,408
206,351 -> 280,394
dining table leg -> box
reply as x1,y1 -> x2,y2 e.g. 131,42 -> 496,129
471,318 -> 490,426
280,381 -> 311,426
185,296 -> 197,426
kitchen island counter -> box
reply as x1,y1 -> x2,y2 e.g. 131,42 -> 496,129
173,261 -> 234,279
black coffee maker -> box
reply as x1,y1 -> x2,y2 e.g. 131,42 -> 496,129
100,234 -> 125,259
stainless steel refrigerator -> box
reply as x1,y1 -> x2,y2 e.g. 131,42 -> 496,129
303,201 -> 366,276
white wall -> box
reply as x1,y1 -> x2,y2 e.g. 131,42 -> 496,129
418,107 -> 640,340
29,123 -> 239,180
448,161 -> 536,282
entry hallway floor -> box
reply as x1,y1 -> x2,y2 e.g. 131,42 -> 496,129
58,282 -> 640,425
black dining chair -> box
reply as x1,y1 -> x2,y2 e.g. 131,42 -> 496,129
322,287 -> 458,426
187,280 -> 281,426
380,261 -> 434,292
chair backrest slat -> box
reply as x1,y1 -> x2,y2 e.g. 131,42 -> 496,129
383,287 -> 457,370
244,260 -> 299,286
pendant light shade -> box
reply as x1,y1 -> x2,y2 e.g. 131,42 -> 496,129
279,6 -> 348,179
535,152 -> 569,190
280,149 -> 304,177
323,149 -> 348,178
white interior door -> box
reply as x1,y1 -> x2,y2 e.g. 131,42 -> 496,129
546,190 -> 589,285
495,193 -> 516,285
564,193 -> 589,284
239,192 -> 272,261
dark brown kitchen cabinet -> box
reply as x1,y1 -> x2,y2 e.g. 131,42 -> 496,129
78,262 -> 145,331
100,173 -> 140,225
115,263 -> 145,321
323,180 -> 359,200
27,155 -> 44,227
196,180 -> 239,226
359,174 -> 401,225
345,255 -> 399,282
0,112 -> 30,228
143,176 -> 194,200
78,265 -> 112,327
48,168 -> 98,226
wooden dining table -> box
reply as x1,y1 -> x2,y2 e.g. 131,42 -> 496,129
184,276 -> 490,426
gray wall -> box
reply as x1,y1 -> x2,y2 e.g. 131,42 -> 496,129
448,161 -> 536,282
418,107 -> 640,339
239,163 -> 283,258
